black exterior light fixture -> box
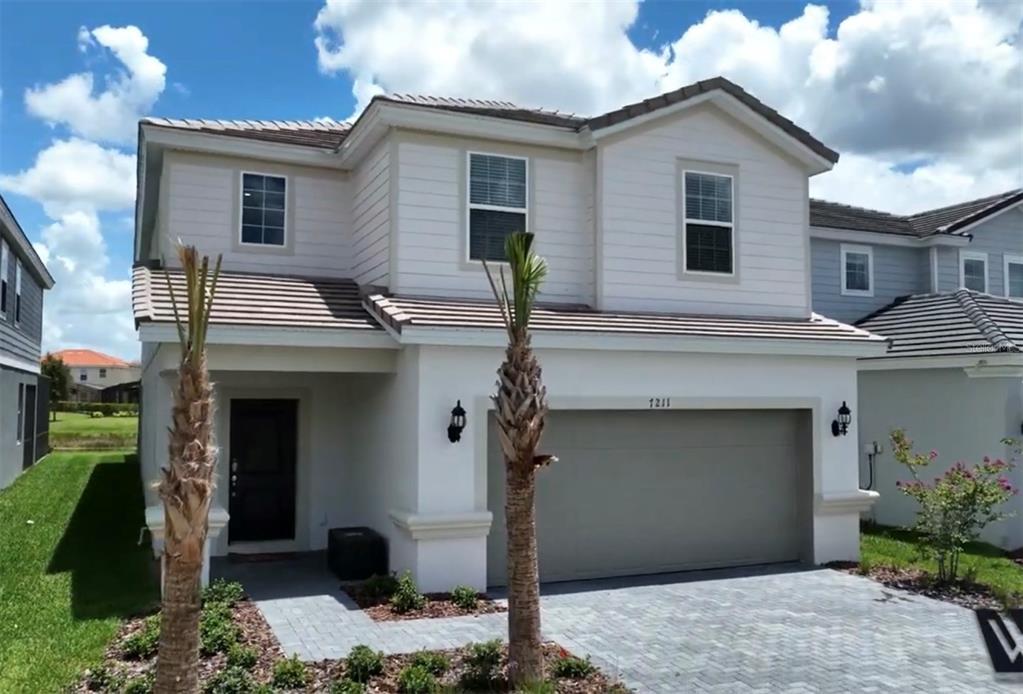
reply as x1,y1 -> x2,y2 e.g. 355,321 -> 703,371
832,401 -> 852,437
448,400 -> 467,442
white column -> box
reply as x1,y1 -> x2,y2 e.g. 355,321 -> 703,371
145,504 -> 231,593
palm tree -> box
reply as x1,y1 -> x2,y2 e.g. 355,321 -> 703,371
153,245 -> 221,694
483,232 -> 556,686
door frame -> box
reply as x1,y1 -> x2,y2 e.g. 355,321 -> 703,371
218,386 -> 311,554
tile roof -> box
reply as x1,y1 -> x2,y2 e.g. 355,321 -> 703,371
48,349 -> 133,368
142,77 -> 836,162
132,265 -> 382,332
811,189 -> 1023,238
856,290 -> 1023,359
363,292 -> 884,344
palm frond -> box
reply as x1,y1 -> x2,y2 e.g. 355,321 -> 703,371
482,232 -> 548,334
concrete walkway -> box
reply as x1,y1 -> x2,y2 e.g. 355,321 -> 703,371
214,554 -> 1009,693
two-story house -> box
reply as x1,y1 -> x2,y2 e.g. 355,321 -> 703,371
808,192 -> 1023,547
133,77 -> 888,591
1,194 -> 54,489
51,348 -> 142,403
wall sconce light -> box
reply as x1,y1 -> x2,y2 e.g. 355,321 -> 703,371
447,400 -> 467,442
832,401 -> 852,437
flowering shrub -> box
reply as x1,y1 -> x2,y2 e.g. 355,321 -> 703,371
891,429 -> 1017,583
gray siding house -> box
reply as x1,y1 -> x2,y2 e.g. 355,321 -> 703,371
808,190 -> 1023,547
0,195 -> 54,489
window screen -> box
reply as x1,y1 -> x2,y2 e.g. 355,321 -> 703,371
241,173 -> 286,246
468,154 -> 527,262
963,257 -> 986,292
845,252 -> 871,292
684,172 -> 733,274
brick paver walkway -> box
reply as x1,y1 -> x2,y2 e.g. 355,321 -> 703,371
214,555 -> 1009,693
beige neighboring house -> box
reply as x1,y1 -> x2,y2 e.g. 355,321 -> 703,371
51,349 -> 141,391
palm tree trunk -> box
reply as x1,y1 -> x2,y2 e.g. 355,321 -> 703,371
505,460 -> 543,684
154,554 -> 202,693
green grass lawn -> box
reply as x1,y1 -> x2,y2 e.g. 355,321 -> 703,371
0,451 -> 159,692
862,524 -> 1023,605
49,412 -> 138,449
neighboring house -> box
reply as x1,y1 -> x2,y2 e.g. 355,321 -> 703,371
51,348 -> 142,391
808,192 -> 1022,547
134,77 -> 888,591
0,195 -> 54,489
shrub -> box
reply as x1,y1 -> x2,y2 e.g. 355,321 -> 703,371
90,411 -> 105,418
200,603 -> 240,655
389,571 -> 426,613
123,673 -> 154,694
345,644 -> 384,683
55,401 -> 138,416
361,573 -> 399,600
83,665 -> 124,691
226,643 -> 258,670
550,652 -> 595,679
121,615 -> 160,660
203,666 -> 255,694
450,585 -> 478,611
203,578 -> 245,607
272,655 -> 309,690
460,640 -> 503,689
331,678 -> 367,694
892,429 -> 1018,583
518,682 -> 556,694
410,650 -> 449,675
397,664 -> 437,694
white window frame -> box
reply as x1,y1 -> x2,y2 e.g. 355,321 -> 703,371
465,151 -> 529,265
0,239 -> 8,318
681,169 -> 735,277
1005,254 -> 1023,300
238,171 -> 288,248
959,250 -> 988,293
15,383 -> 24,446
14,259 -> 22,326
840,243 -> 874,297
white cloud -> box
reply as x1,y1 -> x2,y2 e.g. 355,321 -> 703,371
0,138 -> 135,217
313,0 -> 1023,212
25,24 -> 166,145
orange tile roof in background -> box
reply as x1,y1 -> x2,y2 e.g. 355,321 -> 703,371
46,349 -> 136,368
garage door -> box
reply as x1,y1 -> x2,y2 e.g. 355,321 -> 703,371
487,409 -> 811,586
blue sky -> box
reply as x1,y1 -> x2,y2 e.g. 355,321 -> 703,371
0,0 -> 1018,358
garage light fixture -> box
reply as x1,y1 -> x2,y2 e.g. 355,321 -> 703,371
448,400 -> 467,442
832,401 -> 852,437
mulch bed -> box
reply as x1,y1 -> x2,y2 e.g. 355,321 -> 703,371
342,586 -> 507,622
829,562 -> 1003,609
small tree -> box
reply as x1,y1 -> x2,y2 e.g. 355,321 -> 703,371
891,429 -> 1017,583
40,353 -> 70,421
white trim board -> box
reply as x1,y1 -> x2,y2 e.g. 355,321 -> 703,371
810,226 -> 970,248
858,353 -> 1023,371
0,353 -> 41,374
138,323 -> 399,349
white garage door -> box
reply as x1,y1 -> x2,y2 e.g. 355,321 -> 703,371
487,409 -> 811,586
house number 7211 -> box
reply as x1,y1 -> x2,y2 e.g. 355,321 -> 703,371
649,397 -> 671,408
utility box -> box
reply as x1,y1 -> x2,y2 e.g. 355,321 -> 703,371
327,526 -> 388,581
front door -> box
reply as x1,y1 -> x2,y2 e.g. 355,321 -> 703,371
228,399 -> 297,543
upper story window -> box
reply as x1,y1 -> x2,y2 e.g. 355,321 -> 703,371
240,173 -> 286,246
80,371 -> 87,382
14,260 -> 22,325
0,240 -> 8,317
840,244 -> 873,297
683,171 -> 734,275
1005,255 -> 1023,299
467,152 -> 527,262
99,368 -> 107,378
960,251 -> 988,293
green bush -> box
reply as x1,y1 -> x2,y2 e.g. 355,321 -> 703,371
330,678 -> 366,694
272,655 -> 309,690
121,615 -> 160,660
83,665 -> 124,691
226,643 -> 258,670
550,654 -> 595,679
55,401 -> 138,416
123,672 -> 154,694
203,578 -> 245,607
389,571 -> 426,613
518,682 -> 556,694
345,644 -> 384,683
449,585 -> 478,611
361,573 -> 399,600
410,650 -> 449,676
90,411 -> 105,418
200,603 -> 240,655
203,666 -> 255,694
397,664 -> 437,694
460,640 -> 503,689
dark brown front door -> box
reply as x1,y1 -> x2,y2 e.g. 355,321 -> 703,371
228,399 -> 297,543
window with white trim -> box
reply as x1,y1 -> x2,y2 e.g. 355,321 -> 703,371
467,152 -> 527,262
14,260 -> 22,325
240,173 -> 286,246
683,171 -> 734,274
99,368 -> 107,379
1005,255 -> 1023,299
960,251 -> 988,292
80,370 -> 87,382
16,383 -> 24,445
841,244 -> 873,296
0,240 -> 8,317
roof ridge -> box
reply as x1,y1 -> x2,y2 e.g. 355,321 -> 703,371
953,289 -> 1019,352
906,189 -> 1022,220
810,198 -> 906,219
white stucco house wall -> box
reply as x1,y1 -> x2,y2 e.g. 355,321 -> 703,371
133,77 -> 887,591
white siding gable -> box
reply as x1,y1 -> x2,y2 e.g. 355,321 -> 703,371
351,139 -> 391,287
598,103 -> 811,318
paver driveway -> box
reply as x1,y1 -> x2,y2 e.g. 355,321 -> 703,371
215,557 -> 1008,693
